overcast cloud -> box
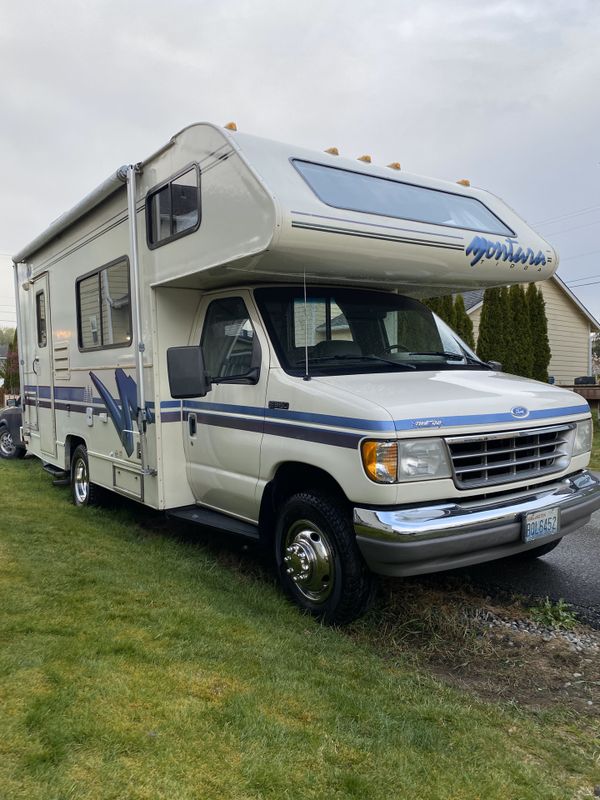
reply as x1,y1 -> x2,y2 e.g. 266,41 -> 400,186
1,0 -> 599,326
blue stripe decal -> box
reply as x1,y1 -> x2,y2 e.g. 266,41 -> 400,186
22,385 -> 590,432
184,400 -> 393,431
393,404 -> 589,430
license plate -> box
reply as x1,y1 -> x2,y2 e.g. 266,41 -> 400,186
522,507 -> 560,543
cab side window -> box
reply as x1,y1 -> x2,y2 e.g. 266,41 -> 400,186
201,297 -> 258,380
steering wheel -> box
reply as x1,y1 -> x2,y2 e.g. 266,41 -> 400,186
381,344 -> 410,353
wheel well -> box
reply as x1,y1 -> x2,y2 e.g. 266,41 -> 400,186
258,462 -> 349,545
64,435 -> 87,472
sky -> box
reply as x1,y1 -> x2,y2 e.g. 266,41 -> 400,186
1,0 -> 599,328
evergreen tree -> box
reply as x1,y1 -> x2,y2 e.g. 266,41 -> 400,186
526,283 -> 551,382
497,286 -> 511,369
477,288 -> 503,363
0,331 -> 20,395
505,285 -> 533,377
439,295 -> 456,330
0,328 -> 15,349
454,294 -> 475,349
422,296 -> 442,316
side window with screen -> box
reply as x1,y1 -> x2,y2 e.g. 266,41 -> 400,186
147,165 -> 200,248
201,297 -> 257,380
35,290 -> 47,348
77,258 -> 132,350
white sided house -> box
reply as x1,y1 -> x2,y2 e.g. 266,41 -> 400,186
464,277 -> 600,385
12,122 -> 600,623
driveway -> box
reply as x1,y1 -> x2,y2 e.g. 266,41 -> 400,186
455,509 -> 600,628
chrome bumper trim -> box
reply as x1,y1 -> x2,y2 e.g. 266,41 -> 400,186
353,471 -> 600,543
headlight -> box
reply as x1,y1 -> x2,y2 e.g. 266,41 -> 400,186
361,438 -> 452,483
398,438 -> 452,481
573,419 -> 593,456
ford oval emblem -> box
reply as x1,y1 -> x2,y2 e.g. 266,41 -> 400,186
511,406 -> 529,419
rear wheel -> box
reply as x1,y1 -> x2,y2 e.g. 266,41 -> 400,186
71,445 -> 101,507
275,490 -> 376,625
0,427 -> 26,460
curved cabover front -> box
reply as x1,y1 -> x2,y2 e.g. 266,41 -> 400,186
227,131 -> 557,293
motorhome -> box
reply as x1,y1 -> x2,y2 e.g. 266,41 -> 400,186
12,122 -> 600,623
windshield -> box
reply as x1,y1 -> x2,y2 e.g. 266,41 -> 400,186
254,287 -> 485,376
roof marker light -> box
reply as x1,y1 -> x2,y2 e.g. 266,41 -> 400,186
224,121 -> 238,131
457,178 -> 470,186
358,154 -> 372,163
325,147 -> 339,155
387,162 -> 401,170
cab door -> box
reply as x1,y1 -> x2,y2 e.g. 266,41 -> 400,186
26,274 -> 57,457
184,290 -> 269,521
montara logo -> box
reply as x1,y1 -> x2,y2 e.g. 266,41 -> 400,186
465,236 -> 547,268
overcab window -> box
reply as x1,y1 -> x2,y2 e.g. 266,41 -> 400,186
76,258 -> 132,350
146,164 -> 201,248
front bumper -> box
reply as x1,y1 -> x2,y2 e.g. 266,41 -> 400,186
353,471 -> 600,577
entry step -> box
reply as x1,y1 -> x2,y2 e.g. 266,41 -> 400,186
167,505 -> 259,540
42,462 -> 70,486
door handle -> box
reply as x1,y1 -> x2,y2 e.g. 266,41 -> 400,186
188,413 -> 197,437
32,357 -> 40,375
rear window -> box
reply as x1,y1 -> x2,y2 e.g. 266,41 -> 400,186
293,160 -> 513,236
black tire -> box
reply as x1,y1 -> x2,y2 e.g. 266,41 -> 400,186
510,538 -> 563,561
70,445 -> 101,507
275,490 -> 376,625
0,426 -> 26,460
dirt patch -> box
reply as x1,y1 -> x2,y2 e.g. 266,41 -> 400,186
349,577 -> 600,717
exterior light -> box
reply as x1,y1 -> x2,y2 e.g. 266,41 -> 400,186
387,162 -> 401,170
224,122 -> 238,131
457,179 -> 470,186
358,154 -> 372,163
325,147 -> 339,155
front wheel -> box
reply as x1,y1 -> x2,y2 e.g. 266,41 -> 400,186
275,491 -> 376,625
71,445 -> 101,507
0,427 -> 26,460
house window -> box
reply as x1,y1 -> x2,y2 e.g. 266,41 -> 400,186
35,290 -> 47,348
77,258 -> 132,350
146,164 -> 201,248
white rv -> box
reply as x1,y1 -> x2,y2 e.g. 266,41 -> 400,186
13,123 -> 600,623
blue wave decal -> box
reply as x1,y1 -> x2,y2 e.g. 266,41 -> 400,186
465,235 -> 547,268
89,369 -> 154,456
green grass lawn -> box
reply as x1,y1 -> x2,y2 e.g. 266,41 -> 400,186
0,459 -> 598,800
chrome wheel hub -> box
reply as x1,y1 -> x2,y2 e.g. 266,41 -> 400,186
283,520 -> 334,603
73,458 -> 89,504
0,430 -> 15,457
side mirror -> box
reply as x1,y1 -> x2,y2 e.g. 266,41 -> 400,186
487,360 -> 503,372
6,399 -> 17,407
167,346 -> 212,399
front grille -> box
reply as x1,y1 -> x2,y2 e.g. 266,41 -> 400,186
445,424 -> 575,489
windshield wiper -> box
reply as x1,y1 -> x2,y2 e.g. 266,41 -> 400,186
408,350 -> 465,360
408,351 -> 486,366
294,355 -> 416,370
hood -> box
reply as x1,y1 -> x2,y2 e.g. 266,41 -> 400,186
313,369 -> 589,433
